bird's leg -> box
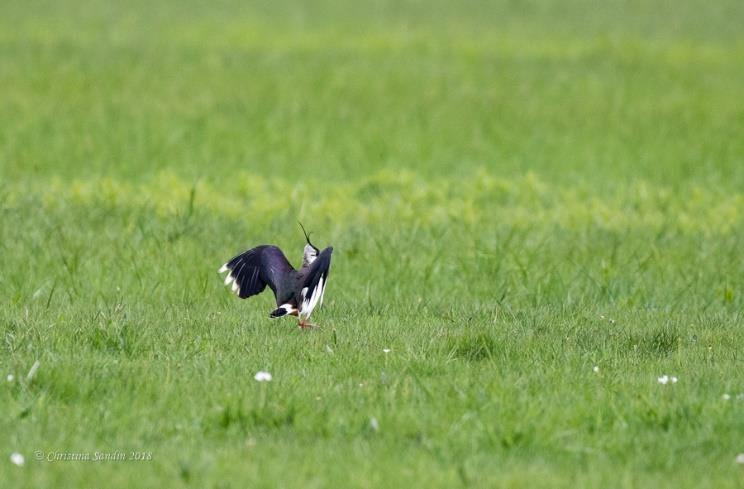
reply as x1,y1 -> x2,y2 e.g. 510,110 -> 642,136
297,319 -> 316,329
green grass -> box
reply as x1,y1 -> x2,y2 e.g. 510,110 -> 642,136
2,1 -> 744,487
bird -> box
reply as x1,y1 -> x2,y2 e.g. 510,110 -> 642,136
218,223 -> 333,329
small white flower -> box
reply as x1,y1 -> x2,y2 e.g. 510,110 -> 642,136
657,375 -> 678,385
254,371 -> 272,382
723,394 -> 731,400
383,348 -> 391,354
369,417 -> 379,432
592,366 -> 600,373
10,453 -> 24,466
6,374 -> 13,382
736,453 -> 744,465
325,345 -> 333,354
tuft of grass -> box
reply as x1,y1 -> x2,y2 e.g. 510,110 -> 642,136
627,327 -> 681,358
448,333 -> 499,362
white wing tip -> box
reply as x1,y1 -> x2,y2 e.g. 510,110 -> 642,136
218,264 -> 228,273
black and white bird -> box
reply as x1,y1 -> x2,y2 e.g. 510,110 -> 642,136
218,224 -> 333,329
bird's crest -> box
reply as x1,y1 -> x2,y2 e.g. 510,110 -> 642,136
299,221 -> 320,267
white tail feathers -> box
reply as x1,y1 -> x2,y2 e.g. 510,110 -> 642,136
300,276 -> 325,319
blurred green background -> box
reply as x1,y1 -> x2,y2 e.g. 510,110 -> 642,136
2,0 -> 743,185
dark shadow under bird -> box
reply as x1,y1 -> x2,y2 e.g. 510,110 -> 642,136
218,224 -> 333,329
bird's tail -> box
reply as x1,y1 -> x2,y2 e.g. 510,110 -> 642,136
269,304 -> 296,319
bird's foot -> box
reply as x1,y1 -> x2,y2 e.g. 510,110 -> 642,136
297,319 -> 316,330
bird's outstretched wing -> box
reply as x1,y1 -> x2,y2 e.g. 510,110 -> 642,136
219,245 -> 294,300
300,246 -> 333,316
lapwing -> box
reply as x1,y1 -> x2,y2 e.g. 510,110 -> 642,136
218,224 -> 333,329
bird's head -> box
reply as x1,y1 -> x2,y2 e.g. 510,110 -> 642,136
299,222 -> 320,267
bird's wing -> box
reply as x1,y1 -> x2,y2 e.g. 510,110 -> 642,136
300,246 -> 333,315
219,245 -> 295,300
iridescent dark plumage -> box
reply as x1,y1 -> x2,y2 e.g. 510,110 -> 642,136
218,228 -> 332,328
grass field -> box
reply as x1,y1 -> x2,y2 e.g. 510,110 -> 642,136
2,1 -> 744,487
